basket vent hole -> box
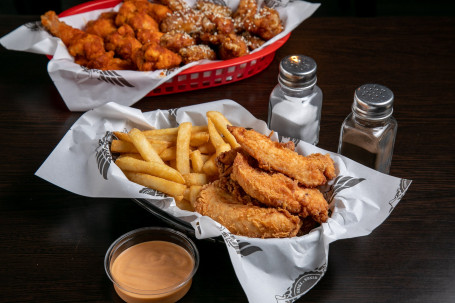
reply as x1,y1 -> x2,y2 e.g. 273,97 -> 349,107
178,85 -> 186,90
165,86 -> 174,92
237,73 -> 244,78
214,78 -> 222,84
190,83 -> 198,88
240,63 -> 247,69
251,60 -> 257,65
215,69 -> 223,75
203,81 -> 210,86
228,67 -> 236,73
191,73 -> 199,79
203,71 -> 211,78
226,76 -> 233,81
178,75 -> 187,81
153,88 -> 161,93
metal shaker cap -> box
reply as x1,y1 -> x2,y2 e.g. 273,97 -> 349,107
278,55 -> 317,89
352,84 -> 394,120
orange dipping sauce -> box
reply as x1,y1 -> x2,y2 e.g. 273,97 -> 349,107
110,241 -> 195,303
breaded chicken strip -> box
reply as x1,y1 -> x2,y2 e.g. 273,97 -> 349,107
228,126 -> 336,187
195,182 -> 302,238
231,152 -> 329,223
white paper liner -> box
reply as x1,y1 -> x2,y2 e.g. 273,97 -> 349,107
0,0 -> 320,111
35,100 -> 411,302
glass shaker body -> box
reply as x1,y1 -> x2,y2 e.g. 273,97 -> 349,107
338,113 -> 397,174
267,55 -> 322,145
268,83 -> 323,145
338,84 -> 397,174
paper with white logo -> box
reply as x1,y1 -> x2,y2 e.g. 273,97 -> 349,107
36,100 -> 411,302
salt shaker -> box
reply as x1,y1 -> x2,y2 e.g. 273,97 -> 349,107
338,84 -> 397,174
267,55 -> 323,145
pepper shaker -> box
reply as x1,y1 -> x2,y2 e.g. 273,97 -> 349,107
267,55 -> 323,145
338,84 -> 397,174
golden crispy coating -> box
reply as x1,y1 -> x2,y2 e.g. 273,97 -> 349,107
160,30 -> 195,53
134,42 -> 182,71
228,126 -> 336,187
231,152 -> 329,223
178,44 -> 216,64
195,182 -> 303,238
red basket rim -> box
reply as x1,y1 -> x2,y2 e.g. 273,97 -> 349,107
55,0 -> 290,73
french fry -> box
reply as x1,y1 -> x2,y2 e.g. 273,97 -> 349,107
200,153 -> 211,163
115,156 -> 185,184
198,142 -> 216,154
123,171 -> 186,197
202,154 -> 218,176
159,146 -> 177,161
176,199 -> 194,212
176,122 -> 192,175
111,140 -> 138,153
129,128 -> 164,164
183,173 -> 208,186
207,118 -> 225,148
117,153 -> 143,160
189,132 -> 210,147
114,132 -> 171,154
189,185 -> 202,207
216,143 -> 231,156
142,125 -> 208,137
206,111 -> 240,148
190,150 -> 204,173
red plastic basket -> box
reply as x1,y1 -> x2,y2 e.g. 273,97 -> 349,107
58,0 -> 290,96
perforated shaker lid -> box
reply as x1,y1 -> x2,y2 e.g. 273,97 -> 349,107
278,55 -> 317,88
353,84 -> 394,120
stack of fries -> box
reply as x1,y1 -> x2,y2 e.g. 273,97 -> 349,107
111,111 -> 238,211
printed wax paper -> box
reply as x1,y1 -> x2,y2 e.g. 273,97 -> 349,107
36,100 -> 411,303
0,0 -> 320,111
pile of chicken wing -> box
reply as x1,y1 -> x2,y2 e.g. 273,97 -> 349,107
40,0 -> 284,71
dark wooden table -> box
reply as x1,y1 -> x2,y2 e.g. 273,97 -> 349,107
1,14 -> 454,303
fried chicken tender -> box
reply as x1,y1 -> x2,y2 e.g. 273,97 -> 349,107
228,126 -> 336,187
41,11 -> 131,70
160,30 -> 195,53
231,152 -> 329,223
179,44 -> 216,64
195,181 -> 303,238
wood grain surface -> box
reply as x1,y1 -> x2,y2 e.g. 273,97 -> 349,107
0,14 -> 454,302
